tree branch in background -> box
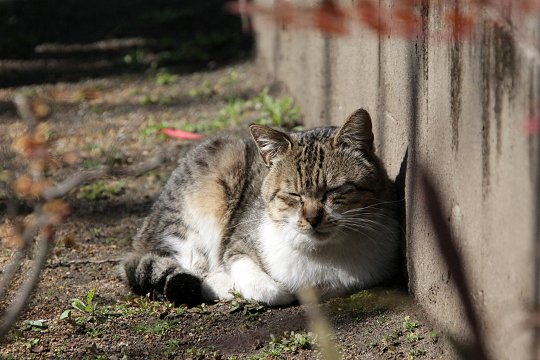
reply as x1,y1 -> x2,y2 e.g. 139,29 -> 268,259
0,95 -> 165,341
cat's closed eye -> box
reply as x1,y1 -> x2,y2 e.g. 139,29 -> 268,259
286,192 -> 301,198
323,183 -> 374,205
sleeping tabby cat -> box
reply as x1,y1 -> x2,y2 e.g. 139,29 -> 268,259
119,109 -> 399,306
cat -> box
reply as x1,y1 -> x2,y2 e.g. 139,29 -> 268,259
119,108 -> 400,307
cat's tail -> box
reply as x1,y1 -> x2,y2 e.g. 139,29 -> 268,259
118,253 -> 202,307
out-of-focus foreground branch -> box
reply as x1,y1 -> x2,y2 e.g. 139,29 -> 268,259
0,95 -> 165,341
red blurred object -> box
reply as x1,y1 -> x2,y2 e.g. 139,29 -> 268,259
356,1 -> 389,35
524,117 -> 540,135
446,9 -> 474,39
162,128 -> 205,140
311,0 -> 349,35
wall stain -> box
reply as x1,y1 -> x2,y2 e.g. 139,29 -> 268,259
420,1 -> 430,84
528,65 -> 536,181
492,24 -> 516,156
271,22 -> 282,78
449,1 -> 462,154
322,35 -> 333,126
480,22 -> 491,200
376,14 -> 386,158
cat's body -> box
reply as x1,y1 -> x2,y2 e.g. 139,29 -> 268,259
119,109 -> 400,306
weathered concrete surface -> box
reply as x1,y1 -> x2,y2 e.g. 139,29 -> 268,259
255,1 -> 540,358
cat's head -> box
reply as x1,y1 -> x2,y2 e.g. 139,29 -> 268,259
250,109 -> 394,250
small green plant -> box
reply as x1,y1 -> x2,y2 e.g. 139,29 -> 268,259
21,319 -> 48,332
81,158 -> 101,169
24,337 -> 40,350
135,319 -> 178,337
254,89 -> 301,127
229,293 -> 267,325
163,339 -> 183,357
181,347 -> 221,358
140,94 -> 173,105
60,288 -> 98,320
141,120 -> 172,141
405,331 -> 422,343
83,143 -> 100,152
382,329 -> 401,345
408,348 -> 427,358
251,332 -> 316,359
403,315 -> 419,331
77,181 -> 125,201
221,69 -> 239,85
123,48 -> 146,65
189,70 -> 239,98
155,69 -> 178,85
189,80 -> 214,97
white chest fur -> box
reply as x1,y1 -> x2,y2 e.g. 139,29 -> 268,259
258,217 -> 396,297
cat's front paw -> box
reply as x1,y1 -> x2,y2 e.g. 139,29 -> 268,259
164,273 -> 202,307
230,259 -> 295,306
240,281 -> 295,306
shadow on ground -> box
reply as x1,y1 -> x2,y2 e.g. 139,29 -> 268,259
0,0 -> 253,87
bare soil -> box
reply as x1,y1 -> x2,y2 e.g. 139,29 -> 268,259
0,61 -> 454,359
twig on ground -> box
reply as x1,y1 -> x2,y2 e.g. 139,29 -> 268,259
46,258 -> 122,268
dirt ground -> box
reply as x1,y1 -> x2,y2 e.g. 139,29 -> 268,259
0,60 -> 454,359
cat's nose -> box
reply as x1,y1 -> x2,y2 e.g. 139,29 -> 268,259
305,212 -> 323,228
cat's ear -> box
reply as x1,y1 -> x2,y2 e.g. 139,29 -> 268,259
333,108 -> 374,152
250,124 -> 293,166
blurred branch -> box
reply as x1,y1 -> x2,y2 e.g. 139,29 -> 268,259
297,287 -> 341,360
42,152 -> 164,200
0,94 -> 165,341
0,232 -> 52,339
0,215 -> 49,300
13,95 -> 39,130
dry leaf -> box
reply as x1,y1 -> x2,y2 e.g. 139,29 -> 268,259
62,232 -> 78,249
0,220 -> 23,249
30,98 -> 52,120
43,199 -> 71,224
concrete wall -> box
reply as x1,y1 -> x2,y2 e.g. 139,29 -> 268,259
255,1 -> 540,358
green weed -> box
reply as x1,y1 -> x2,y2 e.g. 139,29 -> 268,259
189,69 -> 239,98
139,94 -> 173,105
189,80 -> 213,97
135,319 -> 177,337
229,293 -> 267,325
77,181 -> 125,201
251,331 -> 316,359
155,69 -> 178,85
81,158 -> 101,169
405,331 -> 423,343
403,316 -> 419,331
253,88 -> 301,128
24,337 -> 40,350
83,143 -> 100,152
163,339 -> 183,357
60,288 -> 99,325
123,49 -> 146,65
408,348 -> 427,358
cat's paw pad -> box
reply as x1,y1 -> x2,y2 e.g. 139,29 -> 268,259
164,273 -> 202,307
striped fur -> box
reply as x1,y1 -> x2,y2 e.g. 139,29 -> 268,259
119,109 -> 400,306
